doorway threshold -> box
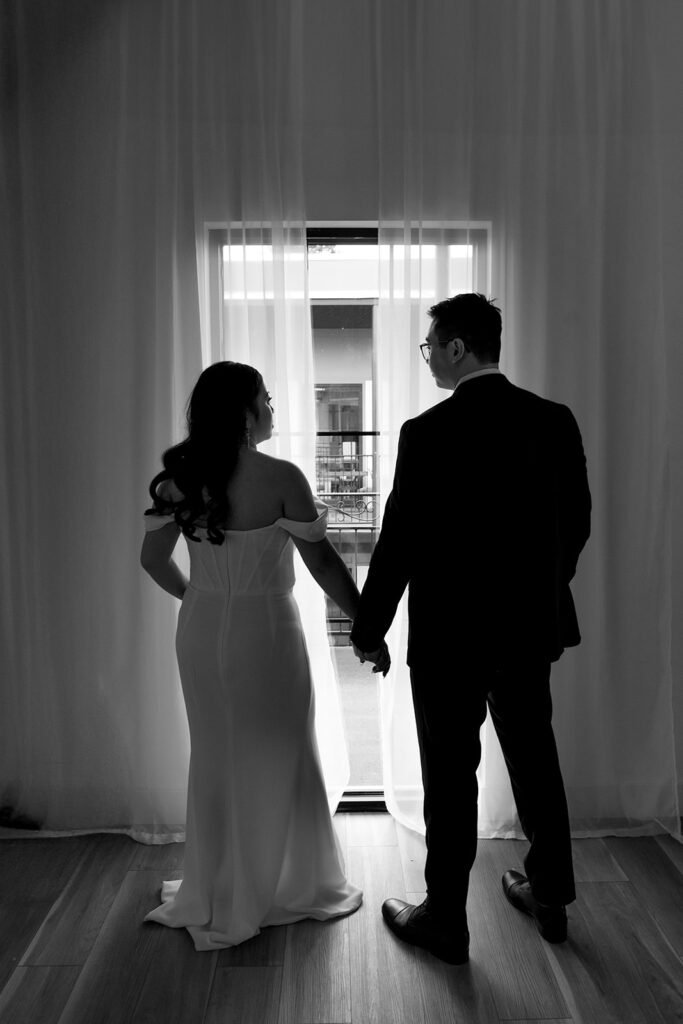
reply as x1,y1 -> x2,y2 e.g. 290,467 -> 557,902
337,788 -> 387,813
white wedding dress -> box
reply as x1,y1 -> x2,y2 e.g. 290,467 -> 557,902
142,500 -> 362,950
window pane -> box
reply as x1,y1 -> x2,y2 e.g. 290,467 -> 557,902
212,225 -> 489,793
308,244 -> 379,298
312,305 -> 378,617
378,243 -> 438,299
448,244 -> 475,294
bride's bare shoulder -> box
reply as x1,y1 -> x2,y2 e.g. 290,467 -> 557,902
245,452 -> 316,520
256,454 -> 305,483
250,450 -> 287,470
250,451 -> 301,480
267,457 -> 318,520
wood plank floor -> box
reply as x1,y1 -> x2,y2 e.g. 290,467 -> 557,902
0,815 -> 682,1023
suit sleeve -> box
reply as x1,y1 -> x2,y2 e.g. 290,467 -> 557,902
557,405 -> 592,583
349,420 -> 413,652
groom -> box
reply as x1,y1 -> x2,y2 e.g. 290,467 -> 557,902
350,293 -> 591,965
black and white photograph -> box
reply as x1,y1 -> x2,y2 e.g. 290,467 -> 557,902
1,1 -> 682,1022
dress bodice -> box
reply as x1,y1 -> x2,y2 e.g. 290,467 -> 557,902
143,500 -> 328,596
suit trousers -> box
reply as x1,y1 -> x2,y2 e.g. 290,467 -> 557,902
409,657 -> 576,915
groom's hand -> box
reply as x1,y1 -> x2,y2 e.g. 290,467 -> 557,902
352,641 -> 391,677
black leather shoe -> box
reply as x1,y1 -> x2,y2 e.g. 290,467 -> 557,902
502,870 -> 567,943
381,898 -> 469,965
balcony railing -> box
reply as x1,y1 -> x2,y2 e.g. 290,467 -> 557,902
316,431 -> 380,637
318,488 -> 379,525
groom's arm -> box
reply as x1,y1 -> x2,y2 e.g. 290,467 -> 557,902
350,420 -> 414,653
556,405 -> 591,583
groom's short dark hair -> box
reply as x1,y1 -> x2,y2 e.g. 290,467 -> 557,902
428,293 -> 502,363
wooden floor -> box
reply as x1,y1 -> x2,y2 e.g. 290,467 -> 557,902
1,814 -> 682,1024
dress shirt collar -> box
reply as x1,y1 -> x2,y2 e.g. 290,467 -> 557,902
453,366 -> 502,392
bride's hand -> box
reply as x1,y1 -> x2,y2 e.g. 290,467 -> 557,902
373,641 -> 391,677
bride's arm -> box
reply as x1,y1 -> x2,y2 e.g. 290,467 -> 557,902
280,460 -> 360,621
292,535 -> 360,622
294,539 -> 389,675
140,522 -> 189,600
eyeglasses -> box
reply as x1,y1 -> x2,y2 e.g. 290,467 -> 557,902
419,338 -> 456,364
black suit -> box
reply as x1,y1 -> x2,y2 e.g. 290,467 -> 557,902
350,373 -> 591,912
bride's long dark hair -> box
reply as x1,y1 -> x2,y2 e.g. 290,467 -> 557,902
145,361 -> 264,545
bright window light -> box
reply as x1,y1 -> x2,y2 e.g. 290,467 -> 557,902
223,245 -> 305,299
448,244 -> 474,294
308,244 -> 380,299
222,239 -> 477,301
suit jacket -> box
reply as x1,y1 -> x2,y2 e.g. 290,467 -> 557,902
350,374 -> 591,666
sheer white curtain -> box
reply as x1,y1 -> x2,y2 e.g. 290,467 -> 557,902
0,0 -> 680,844
192,0 -> 350,810
0,0 -> 349,842
375,228 -> 519,836
209,224 -> 351,809
0,0 -> 202,840
370,0 -> 680,839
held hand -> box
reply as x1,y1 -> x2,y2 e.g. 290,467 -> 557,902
352,641 -> 391,677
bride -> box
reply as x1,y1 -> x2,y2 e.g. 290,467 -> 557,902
140,360 -> 389,950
